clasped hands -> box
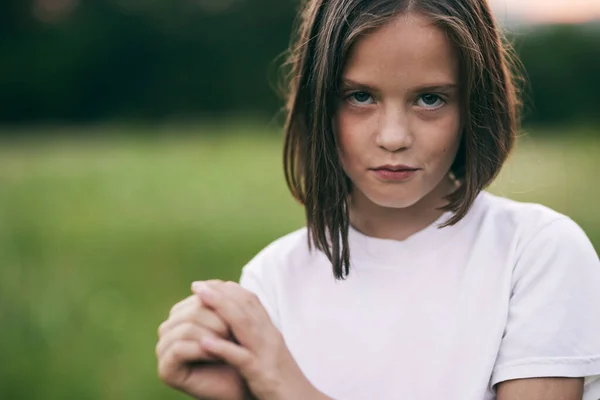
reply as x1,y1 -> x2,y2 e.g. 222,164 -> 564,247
156,280 -> 323,400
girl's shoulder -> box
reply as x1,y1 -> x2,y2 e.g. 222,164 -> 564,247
479,190 -> 565,223
475,190 -> 581,240
240,226 -> 317,278
475,191 -> 597,268
253,227 -> 311,261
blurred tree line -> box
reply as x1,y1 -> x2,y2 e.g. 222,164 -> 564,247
0,0 -> 599,127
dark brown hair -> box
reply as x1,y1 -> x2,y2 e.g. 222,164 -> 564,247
282,0 -> 522,279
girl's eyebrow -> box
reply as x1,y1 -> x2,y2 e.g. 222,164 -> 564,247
340,78 -> 378,92
341,78 -> 457,93
413,83 -> 458,92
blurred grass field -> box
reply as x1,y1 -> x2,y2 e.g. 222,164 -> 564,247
1,124 -> 599,400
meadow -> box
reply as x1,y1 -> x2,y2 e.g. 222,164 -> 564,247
0,124 -> 598,399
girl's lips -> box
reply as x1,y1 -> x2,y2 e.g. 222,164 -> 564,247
373,164 -> 418,171
372,168 -> 419,181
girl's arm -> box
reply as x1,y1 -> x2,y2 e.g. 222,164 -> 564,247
496,377 -> 583,400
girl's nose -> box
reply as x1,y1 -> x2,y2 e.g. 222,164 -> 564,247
375,108 -> 413,152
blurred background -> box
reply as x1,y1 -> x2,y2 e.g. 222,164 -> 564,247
0,0 -> 599,399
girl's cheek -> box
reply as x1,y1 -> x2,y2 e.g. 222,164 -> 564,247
335,113 -> 360,150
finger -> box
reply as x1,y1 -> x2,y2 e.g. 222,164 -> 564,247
201,337 -> 255,377
159,304 -> 230,339
169,294 -> 197,317
158,340 -> 205,386
168,280 -> 224,316
194,283 -> 265,349
219,282 -> 270,321
190,280 -> 223,295
156,322 -> 220,361
194,285 -> 250,333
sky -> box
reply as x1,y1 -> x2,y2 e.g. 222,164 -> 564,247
490,0 -> 600,24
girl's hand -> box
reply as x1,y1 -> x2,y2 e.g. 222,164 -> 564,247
156,287 -> 250,400
192,280 -> 325,400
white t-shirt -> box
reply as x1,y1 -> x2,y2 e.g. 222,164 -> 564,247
239,191 -> 600,400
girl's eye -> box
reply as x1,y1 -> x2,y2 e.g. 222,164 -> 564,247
416,94 -> 444,109
347,91 -> 374,105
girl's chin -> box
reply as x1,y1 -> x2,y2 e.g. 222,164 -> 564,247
364,193 -> 423,210
350,182 -> 432,210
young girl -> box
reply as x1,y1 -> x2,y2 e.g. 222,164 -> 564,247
156,0 -> 600,399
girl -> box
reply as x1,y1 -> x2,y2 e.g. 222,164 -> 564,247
156,0 -> 600,399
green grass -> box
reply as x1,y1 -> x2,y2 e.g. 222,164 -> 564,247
0,124 -> 598,399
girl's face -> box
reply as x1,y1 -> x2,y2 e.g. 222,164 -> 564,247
335,12 -> 462,211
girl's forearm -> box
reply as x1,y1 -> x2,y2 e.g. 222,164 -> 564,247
313,391 -> 336,400
292,383 -> 336,400
245,387 -> 335,400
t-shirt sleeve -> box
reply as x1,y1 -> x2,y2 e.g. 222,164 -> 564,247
491,217 -> 600,397
238,258 -> 281,331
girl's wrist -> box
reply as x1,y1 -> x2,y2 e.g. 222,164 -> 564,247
273,376 -> 332,400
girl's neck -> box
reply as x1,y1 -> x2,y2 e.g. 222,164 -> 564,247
349,175 -> 459,242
